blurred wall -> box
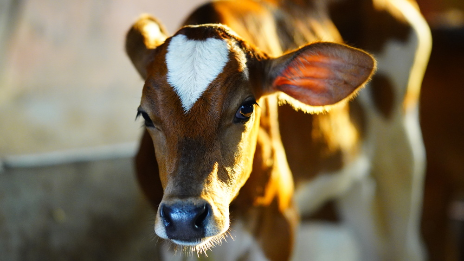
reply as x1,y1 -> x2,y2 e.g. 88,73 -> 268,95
0,0 -> 206,157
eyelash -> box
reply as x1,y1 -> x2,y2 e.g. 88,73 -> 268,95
136,110 -> 155,128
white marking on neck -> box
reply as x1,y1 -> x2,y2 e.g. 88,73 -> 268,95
295,154 -> 370,215
166,34 -> 229,112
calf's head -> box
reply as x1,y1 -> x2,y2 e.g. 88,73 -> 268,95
126,15 -> 375,251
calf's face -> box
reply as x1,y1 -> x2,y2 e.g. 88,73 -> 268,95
126,16 -> 375,252
138,26 -> 261,250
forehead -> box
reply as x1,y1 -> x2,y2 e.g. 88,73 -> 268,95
166,34 -> 230,112
159,27 -> 248,112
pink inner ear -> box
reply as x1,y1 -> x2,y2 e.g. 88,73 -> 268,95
273,48 -> 373,106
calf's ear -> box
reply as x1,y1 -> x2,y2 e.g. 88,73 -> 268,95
265,42 -> 376,111
126,15 -> 169,79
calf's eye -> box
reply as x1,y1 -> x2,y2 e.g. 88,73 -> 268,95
234,99 -> 257,123
136,109 -> 155,128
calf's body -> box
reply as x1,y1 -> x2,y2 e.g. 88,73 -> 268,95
126,0 -> 431,260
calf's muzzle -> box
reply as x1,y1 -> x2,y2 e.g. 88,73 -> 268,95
160,201 -> 211,242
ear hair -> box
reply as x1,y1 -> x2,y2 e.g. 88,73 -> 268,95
277,92 -> 347,114
126,14 -> 169,79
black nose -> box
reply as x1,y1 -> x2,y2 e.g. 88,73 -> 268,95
160,202 -> 210,242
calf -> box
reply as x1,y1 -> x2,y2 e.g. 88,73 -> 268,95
125,0 -> 431,260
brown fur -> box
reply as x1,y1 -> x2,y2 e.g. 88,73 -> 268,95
370,74 -> 396,119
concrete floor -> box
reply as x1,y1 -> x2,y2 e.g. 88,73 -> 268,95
0,157 -> 157,261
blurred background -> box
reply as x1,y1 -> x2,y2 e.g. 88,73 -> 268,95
0,0 -> 463,260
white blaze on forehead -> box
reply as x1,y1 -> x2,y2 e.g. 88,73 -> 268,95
166,34 -> 230,111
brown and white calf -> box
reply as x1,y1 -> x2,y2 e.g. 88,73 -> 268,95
125,0 -> 431,260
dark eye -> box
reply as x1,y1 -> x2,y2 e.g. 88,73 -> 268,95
234,99 -> 257,123
136,109 -> 155,128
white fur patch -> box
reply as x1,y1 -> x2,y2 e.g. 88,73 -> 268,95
166,34 -> 229,111
295,154 -> 370,215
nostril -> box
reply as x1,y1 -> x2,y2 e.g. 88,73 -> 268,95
160,204 -> 172,227
194,204 -> 209,229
